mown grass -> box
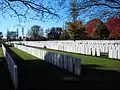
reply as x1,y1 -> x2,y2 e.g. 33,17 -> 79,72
9,47 -> 38,60
0,48 -> 3,59
0,47 -> 14,90
6,47 -> 78,90
5,46 -> 120,90
26,45 -> 120,71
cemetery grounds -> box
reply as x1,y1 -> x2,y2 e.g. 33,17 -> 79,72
0,45 -> 120,90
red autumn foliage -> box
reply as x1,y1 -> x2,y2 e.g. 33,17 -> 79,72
106,18 -> 120,39
85,19 -> 101,37
109,32 -> 120,39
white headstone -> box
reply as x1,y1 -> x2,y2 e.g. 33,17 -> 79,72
51,52 -> 54,64
54,53 -> 57,65
74,57 -> 81,76
56,54 -> 60,67
96,47 -> 100,56
63,55 -> 68,70
59,55 -> 63,68
118,47 -> 120,59
67,56 -> 73,73
91,46 -> 95,56
108,46 -> 113,58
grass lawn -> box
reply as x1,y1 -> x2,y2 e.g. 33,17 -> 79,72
0,48 -> 3,58
0,47 -> 14,90
5,45 -> 120,90
26,45 -> 120,71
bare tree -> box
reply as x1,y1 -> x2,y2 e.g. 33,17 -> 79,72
1,0 -> 120,23
78,0 -> 120,20
1,0 -> 60,23
58,0 -> 120,21
69,0 -> 79,22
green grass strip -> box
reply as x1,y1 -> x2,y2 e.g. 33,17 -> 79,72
25,45 -> 120,71
0,47 -> 3,59
9,47 -> 38,60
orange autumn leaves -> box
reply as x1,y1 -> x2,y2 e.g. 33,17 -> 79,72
66,21 -> 88,40
106,18 -> 120,39
66,18 -> 120,40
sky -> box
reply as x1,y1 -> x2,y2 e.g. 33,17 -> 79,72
0,11 -> 68,38
0,15 -> 65,38
0,0 -> 91,38
0,0 -> 69,38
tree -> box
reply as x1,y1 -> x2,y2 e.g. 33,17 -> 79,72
66,21 -> 88,40
69,0 -> 79,22
60,30 -> 70,40
19,36 -> 22,41
46,27 -> 63,40
0,32 -> 3,41
1,0 -> 59,22
106,18 -> 120,39
109,32 -> 120,40
95,20 -> 110,39
59,0 -> 120,21
27,25 -> 44,40
86,19 -> 110,39
16,28 -> 19,39
1,0 -> 120,23
65,1 -> 88,40
6,30 -> 18,41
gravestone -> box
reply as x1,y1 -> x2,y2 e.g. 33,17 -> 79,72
59,54 -> 63,68
88,47 -> 91,55
54,53 -> 57,65
74,57 -> 81,76
91,46 -> 95,56
67,56 -> 73,73
42,50 -> 45,60
39,50 -> 42,59
51,52 -> 54,64
56,54 -> 60,67
61,54 -> 65,68
96,47 -> 100,56
108,46 -> 113,58
63,55 -> 68,70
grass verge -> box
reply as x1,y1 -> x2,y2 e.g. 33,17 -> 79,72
25,45 -> 120,71
5,45 -> 120,90
0,47 -> 14,90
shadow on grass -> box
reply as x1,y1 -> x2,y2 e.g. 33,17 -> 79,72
6,46 -> 120,90
0,57 -> 14,90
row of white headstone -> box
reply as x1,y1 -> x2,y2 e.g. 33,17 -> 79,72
9,40 -> 120,59
2,44 -> 18,90
14,44 -> 81,76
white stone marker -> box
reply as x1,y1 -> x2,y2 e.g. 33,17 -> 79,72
47,52 -> 51,63
56,54 -> 60,67
91,46 -> 95,56
67,56 -> 73,73
74,57 -> 81,76
43,50 -> 46,60
96,47 -> 100,56
88,47 -> 92,55
44,51 -> 48,61
118,45 -> 120,59
40,50 -> 43,59
61,54 -> 65,68
49,52 -> 52,63
112,47 -> 117,59
59,54 -> 63,68
34,48 -> 38,57
63,55 -> 68,70
51,52 -> 54,64
108,46 -> 113,58
54,53 -> 57,65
